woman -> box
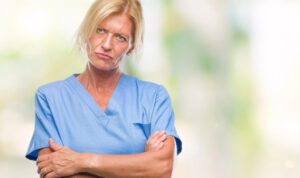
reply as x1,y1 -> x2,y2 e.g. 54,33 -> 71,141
26,0 -> 182,177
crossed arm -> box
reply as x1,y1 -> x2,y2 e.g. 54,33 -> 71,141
36,131 -> 175,178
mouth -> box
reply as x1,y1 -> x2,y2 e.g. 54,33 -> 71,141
95,53 -> 113,60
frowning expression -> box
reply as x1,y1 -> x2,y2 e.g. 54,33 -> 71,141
87,13 -> 133,71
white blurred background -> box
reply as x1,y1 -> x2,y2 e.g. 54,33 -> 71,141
0,0 -> 300,177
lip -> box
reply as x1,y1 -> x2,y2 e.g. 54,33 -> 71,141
95,53 -> 113,60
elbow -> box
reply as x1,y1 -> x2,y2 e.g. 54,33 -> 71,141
150,136 -> 175,178
157,158 -> 173,178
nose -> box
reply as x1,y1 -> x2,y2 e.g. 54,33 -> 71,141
102,34 -> 113,51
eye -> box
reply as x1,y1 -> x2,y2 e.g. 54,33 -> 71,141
96,28 -> 105,34
116,34 -> 127,42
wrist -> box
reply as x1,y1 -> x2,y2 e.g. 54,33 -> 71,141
77,153 -> 100,173
76,153 -> 88,173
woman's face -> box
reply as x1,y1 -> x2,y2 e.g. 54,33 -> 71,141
87,13 -> 133,71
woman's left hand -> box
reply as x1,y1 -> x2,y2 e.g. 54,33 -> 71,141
145,130 -> 167,152
37,138 -> 81,178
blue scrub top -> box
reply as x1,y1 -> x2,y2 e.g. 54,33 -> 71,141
26,73 -> 182,161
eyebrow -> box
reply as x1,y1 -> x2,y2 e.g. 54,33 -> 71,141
97,27 -> 130,39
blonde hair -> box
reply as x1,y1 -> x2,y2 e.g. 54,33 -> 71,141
76,0 -> 144,58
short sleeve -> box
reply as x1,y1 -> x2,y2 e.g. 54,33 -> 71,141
150,86 -> 182,155
25,89 -> 63,161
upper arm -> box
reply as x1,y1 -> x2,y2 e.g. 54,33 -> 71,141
26,90 -> 63,161
150,86 -> 182,155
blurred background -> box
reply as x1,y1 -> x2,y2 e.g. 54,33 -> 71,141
1,0 -> 300,177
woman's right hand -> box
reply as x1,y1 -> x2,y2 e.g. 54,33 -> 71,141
144,130 -> 167,152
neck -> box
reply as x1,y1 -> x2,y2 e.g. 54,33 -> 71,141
77,62 -> 122,92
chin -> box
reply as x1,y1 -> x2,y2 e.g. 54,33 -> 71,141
88,59 -> 120,71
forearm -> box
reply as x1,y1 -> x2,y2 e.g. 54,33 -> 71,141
79,152 -> 170,178
78,137 -> 174,178
37,147 -> 102,178
64,173 -> 102,178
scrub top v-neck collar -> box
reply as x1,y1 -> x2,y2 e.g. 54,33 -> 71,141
65,73 -> 125,118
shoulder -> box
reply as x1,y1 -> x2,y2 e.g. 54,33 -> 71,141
35,75 -> 72,102
36,80 -> 65,95
125,74 -> 160,90
124,74 -> 170,100
33,80 -> 66,113
36,74 -> 76,95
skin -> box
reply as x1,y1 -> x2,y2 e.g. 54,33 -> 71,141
77,11 -> 135,112
145,130 -> 167,152
37,131 -> 168,178
36,12 -> 174,178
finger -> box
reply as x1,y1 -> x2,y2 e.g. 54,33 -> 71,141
158,142 -> 164,149
37,167 -> 41,174
151,141 -> 164,151
154,130 -> 166,139
157,130 -> 166,136
152,141 -> 161,150
40,167 -> 53,178
150,131 -> 165,141
44,171 -> 57,178
149,131 -> 166,143
149,131 -> 160,140
151,134 -> 164,144
152,133 -> 165,144
49,138 -> 63,152
37,160 -> 51,171
147,135 -> 165,148
37,155 -> 50,164
160,134 -> 167,142
146,131 -> 160,144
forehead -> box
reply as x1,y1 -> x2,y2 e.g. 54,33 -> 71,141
98,13 -> 133,36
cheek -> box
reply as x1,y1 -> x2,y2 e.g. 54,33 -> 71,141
116,49 -> 128,59
89,36 -> 102,50
118,44 -> 130,55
